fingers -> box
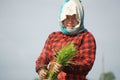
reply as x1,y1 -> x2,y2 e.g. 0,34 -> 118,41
53,63 -> 62,73
39,69 -> 48,79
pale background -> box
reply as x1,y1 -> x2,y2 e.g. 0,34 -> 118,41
0,0 -> 120,80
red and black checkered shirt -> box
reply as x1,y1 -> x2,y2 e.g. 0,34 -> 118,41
36,30 -> 96,80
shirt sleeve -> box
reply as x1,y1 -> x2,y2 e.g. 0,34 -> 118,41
63,32 -> 96,74
35,33 -> 53,73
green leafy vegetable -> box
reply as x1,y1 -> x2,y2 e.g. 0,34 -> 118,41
48,43 -> 77,80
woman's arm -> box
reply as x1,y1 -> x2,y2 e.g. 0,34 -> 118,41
36,33 -> 53,73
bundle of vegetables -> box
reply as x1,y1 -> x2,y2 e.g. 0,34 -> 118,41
48,43 -> 77,80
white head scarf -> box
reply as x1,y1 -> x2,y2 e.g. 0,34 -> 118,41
60,0 -> 86,35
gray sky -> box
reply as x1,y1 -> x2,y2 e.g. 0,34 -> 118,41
0,0 -> 120,80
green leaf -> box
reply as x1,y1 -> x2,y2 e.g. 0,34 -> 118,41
47,43 -> 77,80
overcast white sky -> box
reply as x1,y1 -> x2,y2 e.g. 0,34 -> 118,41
0,0 -> 120,80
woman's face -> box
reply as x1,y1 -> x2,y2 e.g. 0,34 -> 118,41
62,14 -> 79,30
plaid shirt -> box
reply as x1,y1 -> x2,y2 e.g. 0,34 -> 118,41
36,30 -> 96,80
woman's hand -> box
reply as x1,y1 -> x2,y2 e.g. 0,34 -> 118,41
47,62 -> 62,73
38,69 -> 48,79
53,62 -> 62,73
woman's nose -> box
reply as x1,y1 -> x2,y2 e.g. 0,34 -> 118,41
68,19 -> 73,23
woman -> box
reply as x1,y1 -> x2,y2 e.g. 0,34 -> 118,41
36,0 -> 96,80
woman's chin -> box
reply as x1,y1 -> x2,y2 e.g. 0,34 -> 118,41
66,28 -> 72,30
66,27 -> 73,30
